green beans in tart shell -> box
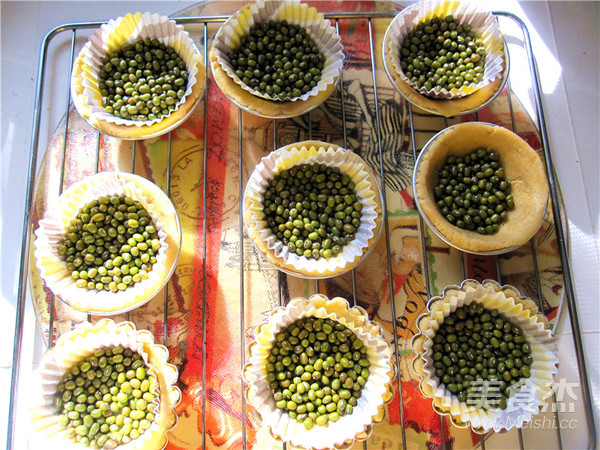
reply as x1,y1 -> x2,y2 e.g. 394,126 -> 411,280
98,39 -> 190,122
414,122 -> 549,254
262,163 -> 363,261
268,316 -> 371,429
244,141 -> 382,278
383,1 -> 507,117
210,0 -> 343,118
385,2 -> 504,100
399,15 -> 486,96
432,148 -> 514,235
55,345 -> 159,448
34,172 -> 181,315
30,319 -> 181,449
430,303 -> 532,410
412,280 -> 559,433
244,295 -> 395,449
71,12 -> 205,140
59,194 -> 161,293
228,20 -> 326,102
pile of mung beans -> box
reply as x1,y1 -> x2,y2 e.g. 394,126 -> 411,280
55,346 -> 159,448
98,39 -> 189,121
399,15 -> 486,94
59,195 -> 161,292
267,316 -> 370,429
433,149 -> 514,234
431,302 -> 533,410
228,20 -> 326,101
262,163 -> 363,260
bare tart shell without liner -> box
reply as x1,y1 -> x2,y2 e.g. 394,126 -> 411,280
414,122 -> 549,254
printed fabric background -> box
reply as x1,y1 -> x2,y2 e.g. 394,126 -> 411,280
28,1 -> 564,449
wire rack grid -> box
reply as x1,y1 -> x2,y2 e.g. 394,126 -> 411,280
8,7 -> 596,450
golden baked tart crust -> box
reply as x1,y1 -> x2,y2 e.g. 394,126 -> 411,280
414,122 -> 549,254
244,141 -> 383,278
71,52 -> 206,140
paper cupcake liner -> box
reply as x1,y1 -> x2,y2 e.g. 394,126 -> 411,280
386,0 -> 504,99
33,172 -> 181,315
244,141 -> 382,278
411,279 -> 559,432
78,12 -> 203,127
212,0 -> 343,103
30,319 -> 180,450
244,295 -> 395,449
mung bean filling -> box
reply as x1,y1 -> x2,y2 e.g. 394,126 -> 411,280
399,15 -> 486,95
55,346 -> 159,448
58,194 -> 161,292
262,163 -> 363,260
267,316 -> 370,429
98,38 -> 189,121
228,20 -> 326,101
433,148 -> 514,234
431,302 -> 532,410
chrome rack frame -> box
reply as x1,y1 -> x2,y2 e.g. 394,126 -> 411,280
8,10 -> 596,450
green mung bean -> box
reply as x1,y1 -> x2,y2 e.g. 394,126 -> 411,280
433,149 -> 513,234
432,303 -> 532,409
55,346 -> 158,447
267,316 -> 370,428
262,163 -> 362,260
228,20 -> 325,101
99,38 -> 188,121
59,195 -> 160,292
399,15 -> 486,95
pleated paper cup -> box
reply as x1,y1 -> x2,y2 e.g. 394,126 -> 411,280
411,279 -> 559,432
244,295 -> 395,449
30,319 -> 180,449
385,0 -> 504,99
243,141 -> 383,278
72,12 -> 205,138
212,0 -> 343,102
33,172 -> 181,315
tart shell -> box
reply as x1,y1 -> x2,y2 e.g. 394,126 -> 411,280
210,47 -> 336,119
71,53 -> 205,140
243,294 -> 396,449
30,319 -> 181,449
243,140 -> 383,278
211,0 -> 343,105
411,279 -> 559,433
413,122 -> 549,254
383,33 -> 509,117
383,0 -> 505,101
33,172 -> 182,315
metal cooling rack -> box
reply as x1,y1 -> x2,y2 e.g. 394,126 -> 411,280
8,7 -> 596,450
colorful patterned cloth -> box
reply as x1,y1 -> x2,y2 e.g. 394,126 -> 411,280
30,1 -> 563,448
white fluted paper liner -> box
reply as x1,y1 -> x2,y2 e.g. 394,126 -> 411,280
30,319 -> 181,450
79,12 -> 203,127
212,0 -> 343,102
244,142 -> 382,278
33,172 -> 181,315
244,295 -> 395,449
411,279 -> 559,432
386,0 -> 504,99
